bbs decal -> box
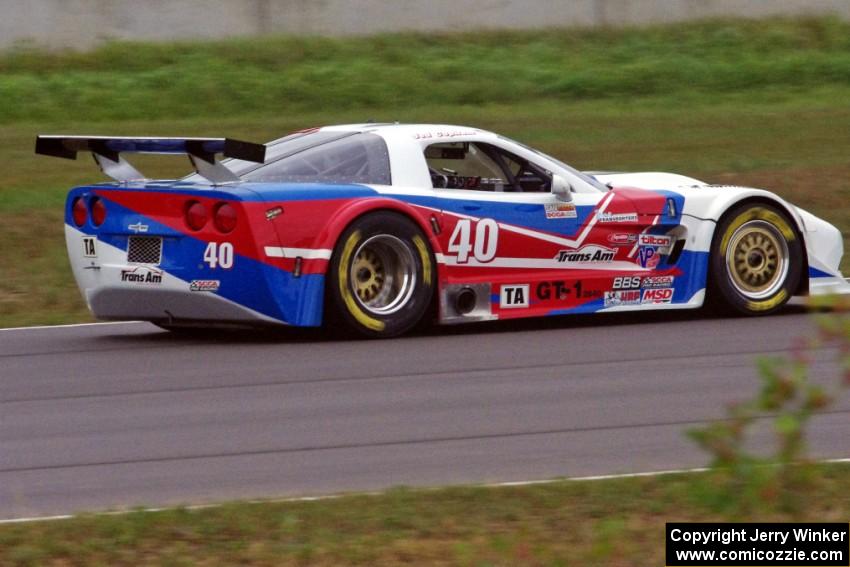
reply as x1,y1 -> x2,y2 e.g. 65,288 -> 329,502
447,218 -> 499,263
613,276 -> 641,289
203,242 -> 234,269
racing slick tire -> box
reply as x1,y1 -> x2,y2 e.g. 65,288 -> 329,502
327,212 -> 435,338
708,202 -> 802,316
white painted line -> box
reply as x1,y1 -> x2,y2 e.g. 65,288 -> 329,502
2,457 -> 848,526
0,321 -> 145,332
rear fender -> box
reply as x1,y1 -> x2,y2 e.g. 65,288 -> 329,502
315,197 -> 446,276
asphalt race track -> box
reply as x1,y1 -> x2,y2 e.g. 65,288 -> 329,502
2,309 -> 848,520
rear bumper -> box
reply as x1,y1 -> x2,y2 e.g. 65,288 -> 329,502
65,224 -> 323,327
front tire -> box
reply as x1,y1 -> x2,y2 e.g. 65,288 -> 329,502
327,212 -> 435,338
708,202 -> 802,315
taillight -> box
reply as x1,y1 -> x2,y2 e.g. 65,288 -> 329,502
213,202 -> 237,233
185,200 -> 207,231
71,197 -> 87,227
91,197 -> 106,227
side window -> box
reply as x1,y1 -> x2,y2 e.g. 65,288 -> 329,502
242,133 -> 391,185
496,149 -> 552,193
425,142 -> 509,191
424,142 -> 551,192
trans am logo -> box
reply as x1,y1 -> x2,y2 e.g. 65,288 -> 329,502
120,266 -> 162,284
554,245 -> 615,264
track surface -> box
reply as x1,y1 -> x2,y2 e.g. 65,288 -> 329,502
1,309 -> 848,520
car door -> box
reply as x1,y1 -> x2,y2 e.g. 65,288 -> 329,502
422,140 -> 660,320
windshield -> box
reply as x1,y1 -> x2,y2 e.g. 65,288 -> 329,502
498,136 -> 608,191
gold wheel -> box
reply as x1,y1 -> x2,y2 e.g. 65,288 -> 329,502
348,234 -> 416,315
352,248 -> 386,303
725,220 -> 789,299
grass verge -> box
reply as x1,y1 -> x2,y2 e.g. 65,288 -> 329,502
2,464 -> 849,566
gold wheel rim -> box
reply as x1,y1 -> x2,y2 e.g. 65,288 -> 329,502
353,248 -> 385,303
725,220 -> 789,299
349,235 -> 417,315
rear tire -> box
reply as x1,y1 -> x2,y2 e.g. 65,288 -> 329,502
708,202 -> 802,315
326,212 -> 435,338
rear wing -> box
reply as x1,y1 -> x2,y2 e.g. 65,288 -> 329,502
35,136 -> 267,184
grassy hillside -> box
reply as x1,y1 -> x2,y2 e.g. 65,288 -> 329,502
1,18 -> 849,327
2,18 -> 850,123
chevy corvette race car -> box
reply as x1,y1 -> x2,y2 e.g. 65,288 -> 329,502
38,124 -> 850,337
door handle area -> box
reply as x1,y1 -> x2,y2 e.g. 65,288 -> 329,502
462,205 -> 481,211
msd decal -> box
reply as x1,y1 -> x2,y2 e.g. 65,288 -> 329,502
642,288 -> 674,304
500,284 -> 530,308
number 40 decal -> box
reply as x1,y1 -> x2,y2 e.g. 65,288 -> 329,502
447,218 -> 499,263
203,242 -> 234,269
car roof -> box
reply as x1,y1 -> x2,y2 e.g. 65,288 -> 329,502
318,123 -> 501,139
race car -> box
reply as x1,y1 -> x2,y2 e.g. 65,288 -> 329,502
37,124 -> 850,337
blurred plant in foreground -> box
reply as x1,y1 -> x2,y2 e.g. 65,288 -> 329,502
689,295 -> 850,514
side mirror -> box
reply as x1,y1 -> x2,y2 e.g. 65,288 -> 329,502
552,174 -> 572,202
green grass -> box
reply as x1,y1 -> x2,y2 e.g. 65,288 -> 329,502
1,465 -> 849,566
1,18 -> 849,327
2,18 -> 850,123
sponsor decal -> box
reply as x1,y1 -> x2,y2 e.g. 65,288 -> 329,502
189,279 -> 220,292
612,276 -> 642,290
120,266 -> 162,284
82,237 -> 97,258
536,280 -> 600,301
637,246 -> 660,269
413,129 -> 477,140
604,290 -> 642,307
607,233 -> 637,246
642,287 -> 674,304
642,275 -> 674,288
544,202 -> 577,219
536,281 -> 571,301
128,222 -> 149,233
596,211 -> 638,223
500,284 -> 529,308
638,234 -> 673,248
265,206 -> 283,220
555,245 -> 615,264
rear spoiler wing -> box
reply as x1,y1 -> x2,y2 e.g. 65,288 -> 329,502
35,136 -> 266,184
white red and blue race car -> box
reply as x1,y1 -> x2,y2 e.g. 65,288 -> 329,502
37,124 -> 850,337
